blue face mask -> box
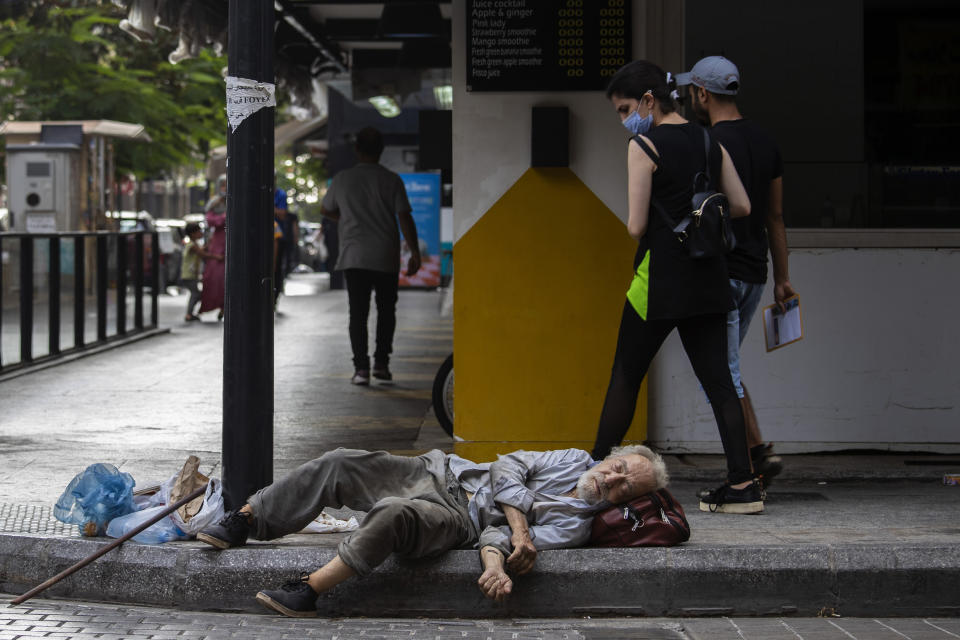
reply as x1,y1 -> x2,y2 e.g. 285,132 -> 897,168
621,95 -> 653,135
622,110 -> 652,135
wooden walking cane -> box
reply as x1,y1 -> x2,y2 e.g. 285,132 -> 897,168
9,483 -> 208,607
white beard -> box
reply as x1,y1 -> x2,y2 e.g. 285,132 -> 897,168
576,470 -> 604,505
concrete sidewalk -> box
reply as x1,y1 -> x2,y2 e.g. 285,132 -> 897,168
1,274 -> 959,618
0,274 -> 454,506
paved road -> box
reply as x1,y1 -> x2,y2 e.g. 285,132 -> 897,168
3,596 -> 960,639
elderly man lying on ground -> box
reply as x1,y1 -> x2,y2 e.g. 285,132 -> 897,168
197,445 -> 668,617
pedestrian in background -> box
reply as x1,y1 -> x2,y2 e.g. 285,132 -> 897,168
274,188 -> 294,308
180,222 -> 221,322
677,56 -> 797,485
199,174 -> 227,320
274,187 -> 299,277
320,127 -> 421,386
591,60 -> 762,515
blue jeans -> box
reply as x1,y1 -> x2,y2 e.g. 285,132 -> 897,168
726,278 -> 765,398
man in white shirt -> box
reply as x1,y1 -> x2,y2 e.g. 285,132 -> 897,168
198,445 -> 668,617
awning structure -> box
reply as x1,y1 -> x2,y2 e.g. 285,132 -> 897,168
110,1 -> 452,108
273,114 -> 327,148
206,114 -> 327,179
0,120 -> 151,142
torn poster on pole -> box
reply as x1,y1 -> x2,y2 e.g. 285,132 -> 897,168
226,76 -> 276,132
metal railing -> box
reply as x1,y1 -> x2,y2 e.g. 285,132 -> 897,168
0,230 -> 159,374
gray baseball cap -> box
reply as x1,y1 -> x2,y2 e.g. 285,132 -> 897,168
675,56 -> 740,95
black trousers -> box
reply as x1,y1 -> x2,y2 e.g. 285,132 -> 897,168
274,241 -> 296,303
591,301 -> 753,484
344,268 -> 399,370
273,257 -> 286,304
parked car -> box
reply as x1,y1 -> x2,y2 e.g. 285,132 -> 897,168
108,209 -> 153,230
183,212 -> 207,228
109,210 -> 154,287
297,221 -> 327,272
107,210 -> 184,293
154,219 -> 186,292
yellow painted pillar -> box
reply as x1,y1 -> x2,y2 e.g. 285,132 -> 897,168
454,167 -> 646,461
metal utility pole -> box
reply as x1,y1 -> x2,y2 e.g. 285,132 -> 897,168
222,0 -> 275,509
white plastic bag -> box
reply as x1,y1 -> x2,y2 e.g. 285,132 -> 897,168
299,511 -> 359,534
158,476 -> 224,536
118,472 -> 224,541
106,505 -> 189,544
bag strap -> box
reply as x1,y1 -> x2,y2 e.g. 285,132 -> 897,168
692,128 -> 715,193
656,489 -> 691,532
701,128 -> 712,182
630,135 -> 692,237
630,134 -> 660,167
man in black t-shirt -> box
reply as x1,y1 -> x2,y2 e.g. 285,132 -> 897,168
677,56 -> 797,485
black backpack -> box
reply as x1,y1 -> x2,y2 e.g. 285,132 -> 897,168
632,129 -> 737,259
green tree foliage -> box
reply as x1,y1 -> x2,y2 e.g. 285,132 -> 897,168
275,147 -> 328,223
0,1 -> 227,179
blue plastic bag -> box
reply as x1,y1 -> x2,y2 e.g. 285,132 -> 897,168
54,463 -> 137,536
105,505 -> 189,544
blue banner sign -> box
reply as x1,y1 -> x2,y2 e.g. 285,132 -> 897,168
399,172 -> 442,287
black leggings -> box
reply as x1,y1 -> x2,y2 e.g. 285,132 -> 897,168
591,302 -> 753,484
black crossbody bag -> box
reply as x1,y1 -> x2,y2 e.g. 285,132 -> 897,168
632,129 -> 737,259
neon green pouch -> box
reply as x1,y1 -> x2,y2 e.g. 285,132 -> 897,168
626,250 -> 650,321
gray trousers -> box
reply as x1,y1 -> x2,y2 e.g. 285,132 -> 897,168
182,279 -> 201,316
247,449 -> 475,576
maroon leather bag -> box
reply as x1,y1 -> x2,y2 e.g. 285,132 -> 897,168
589,488 -> 691,547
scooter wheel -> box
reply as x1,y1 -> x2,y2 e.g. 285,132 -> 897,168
431,353 -> 454,436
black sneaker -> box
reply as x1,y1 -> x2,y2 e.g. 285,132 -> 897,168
752,443 -> 783,488
256,573 -> 319,618
696,482 -> 767,502
698,480 -> 765,514
372,362 -> 392,381
196,510 -> 250,549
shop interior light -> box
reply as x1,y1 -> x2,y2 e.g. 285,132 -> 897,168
369,95 -> 402,118
433,85 -> 453,110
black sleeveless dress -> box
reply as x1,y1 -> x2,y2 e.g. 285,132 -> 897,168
626,122 -> 733,321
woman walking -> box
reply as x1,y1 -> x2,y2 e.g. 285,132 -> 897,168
199,175 -> 227,319
591,60 -> 760,514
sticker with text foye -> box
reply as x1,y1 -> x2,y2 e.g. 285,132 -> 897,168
226,76 -> 276,132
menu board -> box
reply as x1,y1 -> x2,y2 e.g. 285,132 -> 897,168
467,0 -> 631,92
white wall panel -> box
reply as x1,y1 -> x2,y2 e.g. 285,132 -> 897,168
647,248 -> 960,452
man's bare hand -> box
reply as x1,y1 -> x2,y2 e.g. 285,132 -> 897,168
478,566 -> 513,602
507,533 -> 537,575
406,253 -> 421,277
774,280 -> 797,313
